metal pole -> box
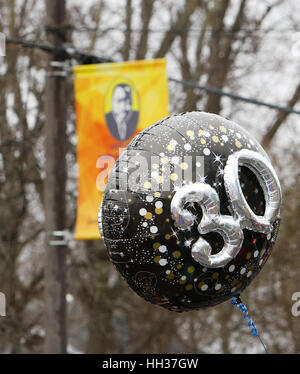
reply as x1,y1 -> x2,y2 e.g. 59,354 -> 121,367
44,0 -> 67,354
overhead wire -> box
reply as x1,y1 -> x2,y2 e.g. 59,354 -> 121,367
5,36 -> 300,116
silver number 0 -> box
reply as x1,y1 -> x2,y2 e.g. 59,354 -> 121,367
171,150 -> 281,268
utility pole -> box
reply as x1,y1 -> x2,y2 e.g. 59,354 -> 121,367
44,0 -> 67,354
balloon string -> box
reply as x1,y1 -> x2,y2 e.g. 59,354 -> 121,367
231,295 -> 269,354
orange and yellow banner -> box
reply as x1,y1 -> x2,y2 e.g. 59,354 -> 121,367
74,59 -> 169,239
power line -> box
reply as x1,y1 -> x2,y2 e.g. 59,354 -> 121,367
6,37 -> 113,64
169,78 -> 300,116
5,36 -> 300,116
70,25 -> 300,35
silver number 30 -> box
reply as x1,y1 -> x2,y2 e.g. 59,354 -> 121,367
171,150 -> 282,268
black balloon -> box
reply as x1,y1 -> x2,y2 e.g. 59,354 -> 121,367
99,112 -> 281,312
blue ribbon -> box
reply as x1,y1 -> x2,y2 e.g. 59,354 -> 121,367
231,296 -> 258,336
231,295 -> 269,354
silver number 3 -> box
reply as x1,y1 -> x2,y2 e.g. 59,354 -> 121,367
171,150 -> 282,268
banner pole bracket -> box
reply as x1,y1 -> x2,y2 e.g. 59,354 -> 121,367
48,230 -> 72,246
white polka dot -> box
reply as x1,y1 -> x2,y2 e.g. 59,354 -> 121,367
204,131 -> 210,137
171,156 -> 180,164
203,148 -> 210,156
229,265 -> 235,272
181,276 -> 186,280
240,268 -> 246,275
150,226 -> 158,233
159,259 -> 168,266
151,171 -> 158,178
221,135 -> 228,142
146,195 -> 153,202
170,139 -> 177,146
247,271 -> 252,278
215,283 -> 222,290
202,267 -> 207,272
184,143 -> 192,151
267,233 -> 271,240
166,270 -> 171,274
196,162 -> 201,167
155,201 -> 163,209
236,133 -> 242,139
231,287 -> 237,293
201,284 -> 208,291
142,222 -> 148,227
159,245 -> 167,253
259,259 -> 263,266
139,208 -> 147,216
254,250 -> 259,258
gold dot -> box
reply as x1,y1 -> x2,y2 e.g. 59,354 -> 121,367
200,138 -> 206,144
212,272 -> 219,279
167,272 -> 175,280
231,279 -> 238,286
157,175 -> 164,183
161,157 -> 169,164
187,266 -> 195,274
128,199 -> 132,202
168,195 -> 172,199
246,252 -> 251,260
152,163 -> 158,169
187,130 -> 194,137
220,142 -> 224,146
170,173 -> 178,181
167,144 -> 175,151
179,278 -> 187,285
180,162 -> 188,170
217,285 -> 225,292
235,140 -> 242,148
197,281 -> 204,288
153,242 -> 160,250
212,135 -> 219,143
220,126 -> 227,133
185,284 -> 193,291
176,264 -> 182,269
165,234 -> 170,239
154,256 -> 160,263
198,129 -> 204,135
143,181 -> 151,189
225,274 -> 230,280
173,251 -> 181,259
209,125 -> 214,130
165,218 -> 170,223
154,192 -> 160,197
155,208 -> 163,215
145,212 -> 152,220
